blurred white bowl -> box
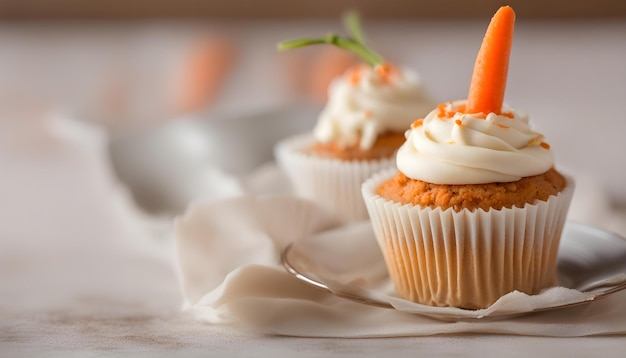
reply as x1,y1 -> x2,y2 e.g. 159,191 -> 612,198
108,105 -> 318,214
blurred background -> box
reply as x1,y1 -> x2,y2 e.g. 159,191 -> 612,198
1,0 -> 626,210
2,3 -> 626,352
3,0 -> 626,19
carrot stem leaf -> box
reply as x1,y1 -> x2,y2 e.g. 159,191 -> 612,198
277,13 -> 384,67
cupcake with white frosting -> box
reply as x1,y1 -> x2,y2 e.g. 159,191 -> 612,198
362,6 -> 575,309
275,14 -> 434,221
310,64 -> 433,160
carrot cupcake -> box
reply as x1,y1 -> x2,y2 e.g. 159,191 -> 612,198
275,14 -> 434,221
362,6 -> 574,309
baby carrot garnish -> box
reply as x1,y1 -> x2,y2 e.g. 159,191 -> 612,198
466,6 -> 516,115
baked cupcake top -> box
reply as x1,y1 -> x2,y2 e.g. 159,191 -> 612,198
314,64 -> 433,150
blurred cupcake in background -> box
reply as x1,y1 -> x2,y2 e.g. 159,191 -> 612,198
275,13 -> 435,222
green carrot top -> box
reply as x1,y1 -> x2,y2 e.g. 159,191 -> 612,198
277,12 -> 384,67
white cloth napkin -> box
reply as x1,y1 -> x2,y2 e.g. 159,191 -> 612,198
175,193 -> 626,337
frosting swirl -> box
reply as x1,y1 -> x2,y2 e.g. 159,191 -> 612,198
396,100 -> 553,184
313,65 -> 434,150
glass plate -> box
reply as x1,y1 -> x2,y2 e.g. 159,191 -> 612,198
282,222 -> 626,321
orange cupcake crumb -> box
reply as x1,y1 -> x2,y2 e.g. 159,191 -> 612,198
308,132 -> 405,161
376,168 -> 566,212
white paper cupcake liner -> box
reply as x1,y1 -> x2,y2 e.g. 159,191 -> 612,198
362,168 -> 575,309
275,134 -> 395,222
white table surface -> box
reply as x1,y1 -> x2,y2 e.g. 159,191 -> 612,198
1,19 -> 626,356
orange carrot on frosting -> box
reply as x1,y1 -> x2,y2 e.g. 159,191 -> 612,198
466,6 -> 516,115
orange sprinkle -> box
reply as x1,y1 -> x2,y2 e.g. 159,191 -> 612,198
437,102 -> 470,119
437,103 -> 457,118
374,63 -> 398,84
364,110 -> 372,118
348,67 -> 362,85
496,123 -> 509,129
455,119 -> 463,126
436,103 -> 447,117
473,112 -> 487,120
411,118 -> 424,128
501,111 -> 515,119
349,73 -> 360,84
540,142 -> 550,149
375,63 -> 391,76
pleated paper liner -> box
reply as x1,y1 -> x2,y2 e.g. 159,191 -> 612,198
362,168 -> 575,309
275,134 -> 395,222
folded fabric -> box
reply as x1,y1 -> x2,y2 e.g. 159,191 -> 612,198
175,195 -> 626,337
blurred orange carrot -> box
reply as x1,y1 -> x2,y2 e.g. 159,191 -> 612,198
176,36 -> 236,114
308,47 -> 358,103
466,6 -> 515,115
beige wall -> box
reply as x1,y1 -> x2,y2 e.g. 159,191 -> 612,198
2,0 -> 626,20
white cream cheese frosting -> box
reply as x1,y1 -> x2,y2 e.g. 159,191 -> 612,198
313,64 -> 434,150
396,100 -> 553,184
